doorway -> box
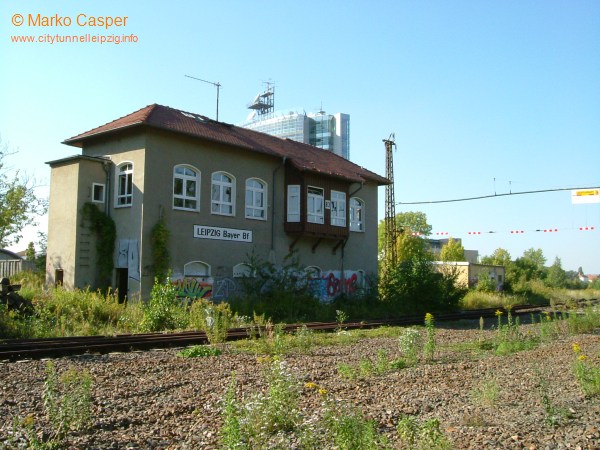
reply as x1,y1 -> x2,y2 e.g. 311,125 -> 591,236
116,268 -> 128,303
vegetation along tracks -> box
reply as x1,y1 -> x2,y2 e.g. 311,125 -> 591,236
1,301 -> 595,362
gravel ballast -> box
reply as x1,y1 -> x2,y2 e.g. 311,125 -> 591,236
1,325 -> 599,449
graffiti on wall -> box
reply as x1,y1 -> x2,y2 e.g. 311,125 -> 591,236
309,270 -> 364,302
172,277 -> 213,299
171,270 -> 364,302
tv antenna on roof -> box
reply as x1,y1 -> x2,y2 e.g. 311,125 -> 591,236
185,75 -> 221,121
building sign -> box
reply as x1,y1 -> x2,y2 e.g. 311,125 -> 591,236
193,225 -> 253,242
571,189 -> 600,205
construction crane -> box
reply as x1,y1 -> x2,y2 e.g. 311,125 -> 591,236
383,133 -> 397,265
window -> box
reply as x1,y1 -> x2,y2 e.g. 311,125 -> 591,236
116,163 -> 133,207
307,186 -> 324,224
305,266 -> 322,279
211,172 -> 235,216
350,198 -> 365,232
92,183 -> 105,203
330,190 -> 346,227
184,261 -> 211,277
287,185 -> 300,222
245,178 -> 267,220
233,263 -> 255,278
173,165 -> 200,211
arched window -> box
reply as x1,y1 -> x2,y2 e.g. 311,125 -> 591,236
233,263 -> 255,278
173,165 -> 200,211
211,171 -> 235,216
245,178 -> 267,220
350,198 -> 365,232
184,261 -> 211,277
305,266 -> 322,279
116,162 -> 133,207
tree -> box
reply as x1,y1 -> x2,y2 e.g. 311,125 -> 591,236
439,238 -> 465,262
0,139 -> 47,247
481,248 -> 512,267
514,248 -> 547,282
377,211 -> 432,254
546,257 -> 567,288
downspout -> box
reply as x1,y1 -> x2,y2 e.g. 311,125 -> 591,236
341,182 -> 364,295
102,160 -> 112,217
270,156 -> 287,264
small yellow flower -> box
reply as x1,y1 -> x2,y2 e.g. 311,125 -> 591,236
425,313 -> 434,321
318,388 -> 328,396
495,310 -> 503,317
572,343 -> 581,354
578,354 -> 588,361
304,382 -> 318,390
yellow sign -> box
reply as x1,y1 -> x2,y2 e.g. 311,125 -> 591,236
572,189 -> 600,204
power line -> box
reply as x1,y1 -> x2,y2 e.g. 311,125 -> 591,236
398,186 -> 600,205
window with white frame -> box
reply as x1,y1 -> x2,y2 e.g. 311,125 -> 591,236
330,190 -> 346,227
173,165 -> 200,211
307,186 -> 324,224
350,197 -> 365,232
92,183 -> 105,203
233,263 -> 255,278
116,162 -> 133,207
305,266 -> 322,279
287,185 -> 300,222
211,172 -> 235,215
245,178 -> 267,220
184,261 -> 211,277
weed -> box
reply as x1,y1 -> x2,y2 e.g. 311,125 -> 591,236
140,278 -> 187,332
323,403 -> 389,450
335,309 -> 349,331
571,342 -> 600,397
470,374 -> 500,408
177,345 -> 222,358
397,414 -> 452,450
43,362 -> 93,439
398,327 -> 422,366
188,299 -> 233,345
536,369 -> 569,427
424,313 -> 436,361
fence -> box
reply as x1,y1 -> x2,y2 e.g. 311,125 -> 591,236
0,260 -> 35,279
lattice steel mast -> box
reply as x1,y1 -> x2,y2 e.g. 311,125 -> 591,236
384,133 -> 397,264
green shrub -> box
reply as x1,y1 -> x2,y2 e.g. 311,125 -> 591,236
140,278 -> 187,332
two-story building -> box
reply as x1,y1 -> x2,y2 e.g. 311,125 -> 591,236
46,104 -> 388,301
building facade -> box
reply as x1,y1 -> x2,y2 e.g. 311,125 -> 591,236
46,104 -> 387,301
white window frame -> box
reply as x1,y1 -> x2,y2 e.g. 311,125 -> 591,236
184,261 -> 211,277
307,186 -> 324,224
211,171 -> 235,216
350,197 -> 365,232
330,190 -> 346,227
245,178 -> 267,220
305,266 -> 322,279
92,183 -> 105,203
287,185 -> 300,222
115,162 -> 133,208
173,164 -> 200,212
233,263 -> 255,278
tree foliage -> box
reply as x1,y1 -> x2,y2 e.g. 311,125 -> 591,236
377,211 -> 432,254
439,238 -> 465,262
0,141 -> 47,247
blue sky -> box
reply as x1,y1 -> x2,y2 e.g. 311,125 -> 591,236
1,1 -> 599,273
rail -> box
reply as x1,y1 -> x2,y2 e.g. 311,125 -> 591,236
0,302 -> 595,362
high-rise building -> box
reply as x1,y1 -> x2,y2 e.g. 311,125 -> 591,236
241,87 -> 351,160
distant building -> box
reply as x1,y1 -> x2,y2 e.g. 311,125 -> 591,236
434,262 -> 505,290
427,238 -> 479,263
241,86 -> 350,159
0,249 -> 34,278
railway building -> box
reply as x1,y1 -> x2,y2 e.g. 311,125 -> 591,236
45,104 -> 388,301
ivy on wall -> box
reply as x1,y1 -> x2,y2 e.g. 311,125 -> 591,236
81,202 -> 116,285
150,214 -> 170,282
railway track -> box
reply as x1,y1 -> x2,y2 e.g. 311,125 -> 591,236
0,302 -> 593,362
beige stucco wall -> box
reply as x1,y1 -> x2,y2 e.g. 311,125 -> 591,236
46,158 -> 107,289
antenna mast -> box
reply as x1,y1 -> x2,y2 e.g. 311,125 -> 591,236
383,133 -> 397,264
185,75 -> 221,121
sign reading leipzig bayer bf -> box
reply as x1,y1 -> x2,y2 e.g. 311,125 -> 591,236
193,225 -> 253,243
